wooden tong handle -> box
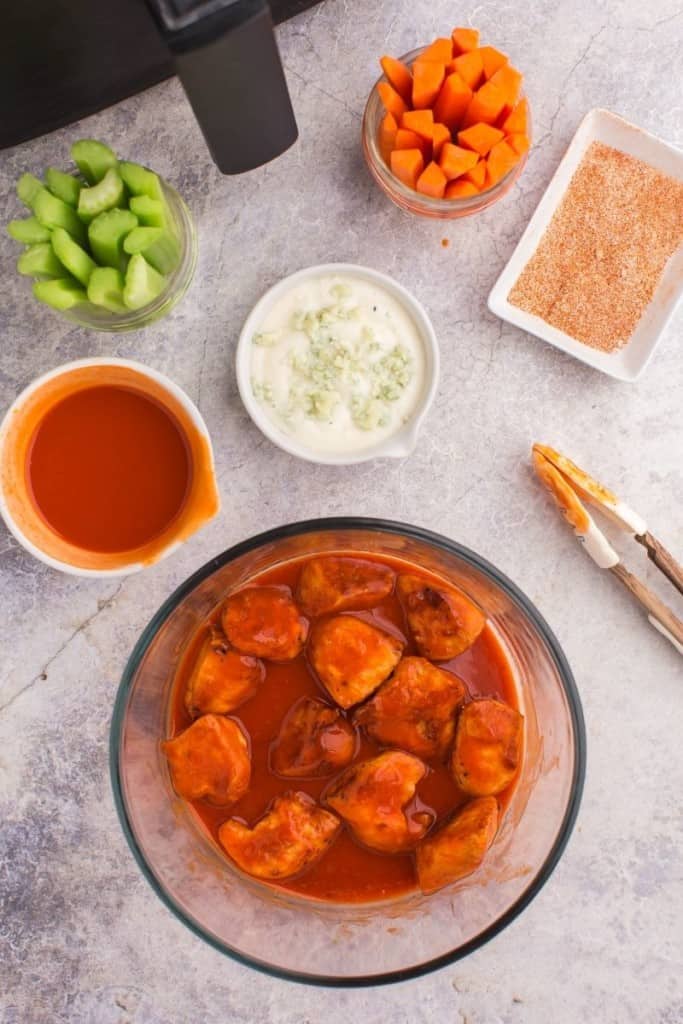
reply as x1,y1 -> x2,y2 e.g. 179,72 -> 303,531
636,531 -> 683,596
611,562 -> 683,649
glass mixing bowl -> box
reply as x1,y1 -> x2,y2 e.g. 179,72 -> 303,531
110,518 -> 585,986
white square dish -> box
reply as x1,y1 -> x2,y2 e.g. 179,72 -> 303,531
488,109 -> 683,381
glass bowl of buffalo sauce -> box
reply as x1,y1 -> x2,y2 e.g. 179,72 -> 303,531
0,358 -> 220,576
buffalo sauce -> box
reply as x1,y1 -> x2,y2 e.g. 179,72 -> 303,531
169,552 -> 521,904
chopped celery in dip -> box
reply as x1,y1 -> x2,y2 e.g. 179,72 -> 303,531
249,274 -> 426,454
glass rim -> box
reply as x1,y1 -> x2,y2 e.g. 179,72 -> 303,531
109,516 -> 586,987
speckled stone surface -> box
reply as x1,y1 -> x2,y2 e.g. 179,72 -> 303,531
1,1 -> 682,1021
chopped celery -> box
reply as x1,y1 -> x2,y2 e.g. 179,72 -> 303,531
17,243 -> 66,278
7,217 -> 51,244
129,195 -> 169,229
33,278 -> 88,311
45,168 -> 81,207
87,267 -> 127,313
17,173 -> 44,210
77,168 -> 125,224
51,227 -> 96,286
123,226 -> 179,275
88,208 -> 138,271
33,188 -> 87,245
71,139 -> 118,184
123,254 -> 167,310
119,161 -> 164,202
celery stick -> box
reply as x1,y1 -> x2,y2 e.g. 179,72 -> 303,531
33,189 -> 87,245
7,217 -> 51,244
119,161 -> 164,202
87,267 -> 127,313
129,195 -> 169,229
51,228 -> 96,286
77,168 -> 125,224
123,254 -> 166,310
17,243 -> 66,278
33,278 -> 88,311
71,139 -> 118,184
88,208 -> 138,271
46,167 -> 81,208
123,226 -> 179,275
17,173 -> 44,210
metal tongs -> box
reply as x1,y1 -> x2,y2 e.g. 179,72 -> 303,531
532,444 -> 683,655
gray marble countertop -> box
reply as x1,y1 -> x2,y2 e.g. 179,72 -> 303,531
2,1 -> 682,1021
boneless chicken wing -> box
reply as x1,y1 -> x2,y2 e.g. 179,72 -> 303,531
308,615 -> 403,709
355,657 -> 467,759
451,698 -> 523,796
161,714 -> 251,805
397,574 -> 486,660
218,791 -> 341,880
416,796 -> 499,894
325,751 -> 432,853
297,556 -> 395,616
184,627 -> 265,716
221,585 -> 307,661
270,697 -> 357,778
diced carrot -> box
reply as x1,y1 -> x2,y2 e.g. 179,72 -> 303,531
457,122 -> 504,156
420,37 -> 453,62
412,60 -> 446,109
488,64 -> 523,108
478,46 -> 508,79
380,56 -> 413,104
431,122 -> 451,159
432,73 -> 472,130
452,50 -> 484,90
452,27 -> 479,54
401,108 -> 435,141
445,180 -> 479,198
506,132 -> 530,156
438,142 -> 479,180
462,80 -> 507,127
463,160 -> 487,187
485,140 -> 519,186
395,128 -> 431,160
379,112 -> 398,162
390,148 -> 425,189
502,97 -> 530,134
416,161 -> 448,198
377,81 -> 408,120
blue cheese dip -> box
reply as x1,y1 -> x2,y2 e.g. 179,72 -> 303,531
249,274 -> 427,455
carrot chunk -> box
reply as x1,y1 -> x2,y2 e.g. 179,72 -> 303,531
420,37 -> 453,62
478,45 -> 508,79
452,27 -> 479,54
412,61 -> 446,109
502,97 -> 530,134
485,140 -> 519,185
438,143 -> 479,180
416,161 -> 448,198
379,112 -> 398,162
463,160 -> 487,188
380,56 -> 413,104
445,180 -> 479,198
457,122 -> 504,156
432,73 -> 473,130
506,132 -> 530,156
462,80 -> 507,127
395,128 -> 431,160
390,148 -> 425,189
452,50 -> 484,90
377,81 -> 408,120
401,108 -> 435,141
488,64 -> 523,108
431,122 -> 451,159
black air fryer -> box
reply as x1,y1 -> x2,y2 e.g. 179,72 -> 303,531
0,0 -> 321,174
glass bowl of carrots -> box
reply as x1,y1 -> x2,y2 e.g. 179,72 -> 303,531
362,28 -> 531,219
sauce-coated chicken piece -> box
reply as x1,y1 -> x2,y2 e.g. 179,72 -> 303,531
325,750 -> 432,853
184,627 -> 265,717
161,714 -> 251,805
221,585 -> 307,661
416,796 -> 499,894
297,556 -> 395,616
308,615 -> 404,709
354,656 -> 467,759
396,574 -> 486,660
451,698 -> 523,796
270,697 -> 357,778
219,791 -> 341,880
